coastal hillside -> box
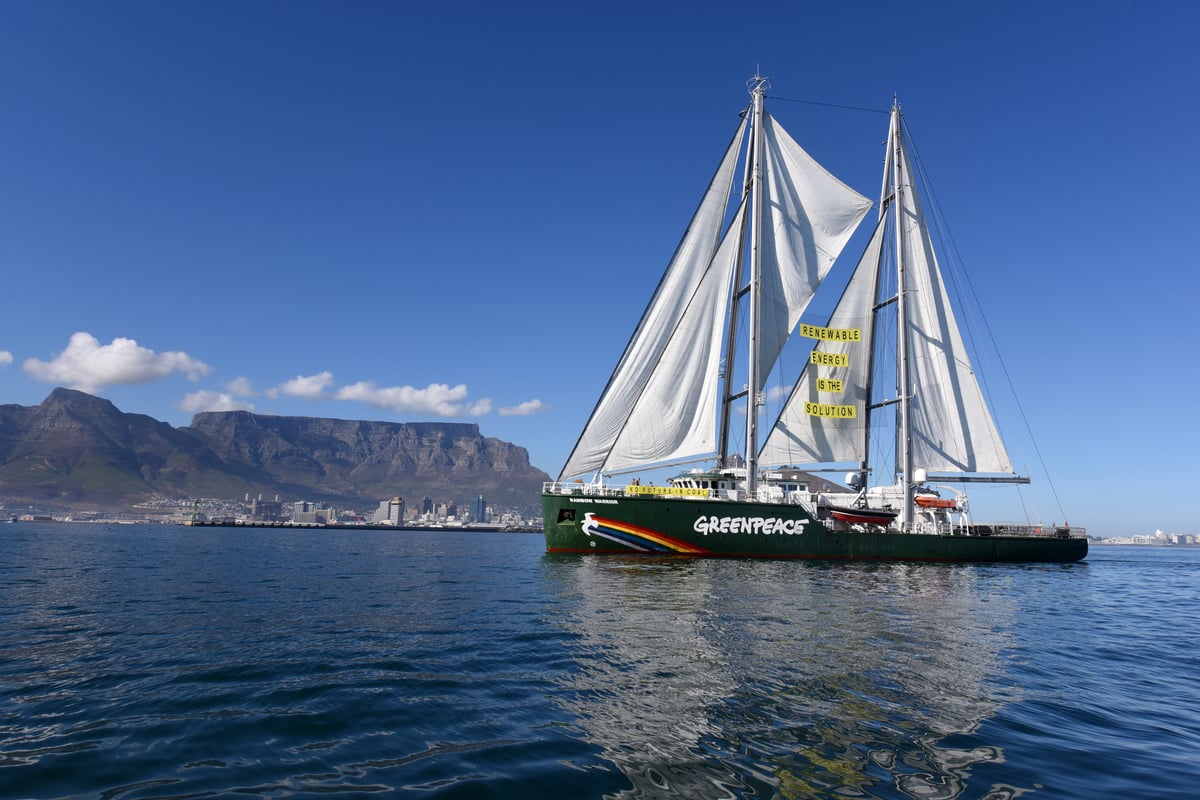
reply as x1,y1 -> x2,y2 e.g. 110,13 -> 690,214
0,388 -> 550,514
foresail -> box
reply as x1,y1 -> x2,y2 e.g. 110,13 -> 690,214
758,219 -> 885,467
558,118 -> 748,480
756,113 -> 873,392
602,202 -> 745,473
888,115 -> 1012,475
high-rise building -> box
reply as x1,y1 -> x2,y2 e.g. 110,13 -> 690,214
372,496 -> 404,525
469,494 -> 488,523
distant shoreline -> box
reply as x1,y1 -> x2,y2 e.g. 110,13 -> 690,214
1091,540 -> 1197,546
182,520 -> 540,533
5,517 -> 540,532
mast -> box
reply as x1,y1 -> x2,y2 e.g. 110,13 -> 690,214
857,228 -> 885,496
744,74 -> 768,498
890,102 -> 915,528
717,114 -> 754,467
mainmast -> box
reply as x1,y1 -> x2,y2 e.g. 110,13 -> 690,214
743,74 -> 768,498
890,102 -> 916,528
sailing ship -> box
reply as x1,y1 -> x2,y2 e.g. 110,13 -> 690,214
542,76 -> 1087,562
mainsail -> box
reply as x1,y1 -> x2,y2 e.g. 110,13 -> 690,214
759,105 -> 1012,479
884,108 -> 1012,476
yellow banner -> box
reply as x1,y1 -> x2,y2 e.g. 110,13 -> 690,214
800,324 -> 861,342
804,402 -> 857,419
816,378 -> 844,393
625,485 -> 709,497
809,351 -> 850,368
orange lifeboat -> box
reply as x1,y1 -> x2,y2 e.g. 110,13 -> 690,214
915,494 -> 957,510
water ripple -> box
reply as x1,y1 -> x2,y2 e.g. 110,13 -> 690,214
2,526 -> 1198,798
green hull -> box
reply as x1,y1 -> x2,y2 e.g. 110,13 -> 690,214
542,492 -> 1087,563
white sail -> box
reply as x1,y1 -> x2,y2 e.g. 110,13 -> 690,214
755,113 -> 873,391
558,119 -> 748,480
887,111 -> 1012,475
601,202 -> 746,473
758,219 -> 886,467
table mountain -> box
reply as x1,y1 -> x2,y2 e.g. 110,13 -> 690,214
0,388 -> 550,514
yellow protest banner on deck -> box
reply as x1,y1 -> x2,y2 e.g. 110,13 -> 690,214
625,485 -> 709,497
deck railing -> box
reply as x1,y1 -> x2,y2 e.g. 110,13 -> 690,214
542,482 -> 629,498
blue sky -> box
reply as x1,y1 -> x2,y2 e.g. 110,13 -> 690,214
1,1 -> 1195,537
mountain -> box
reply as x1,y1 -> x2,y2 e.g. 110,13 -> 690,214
186,409 -> 549,512
0,388 -> 550,514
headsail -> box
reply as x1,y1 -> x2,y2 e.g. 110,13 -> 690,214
558,118 -> 748,480
885,109 -> 1012,476
598,201 -> 747,474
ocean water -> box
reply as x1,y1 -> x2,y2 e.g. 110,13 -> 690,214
1,523 -> 1197,799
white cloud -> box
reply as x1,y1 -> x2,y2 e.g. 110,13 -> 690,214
178,390 -> 255,414
499,398 -> 550,416
225,376 -> 257,397
0,350 -> 12,366
766,384 -> 793,402
335,381 -> 492,417
23,332 -> 210,393
270,371 -> 335,400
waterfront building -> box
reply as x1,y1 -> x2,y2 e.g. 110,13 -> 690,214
249,498 -> 283,522
292,501 -> 333,525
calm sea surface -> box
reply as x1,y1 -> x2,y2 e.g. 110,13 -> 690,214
1,523 -> 1197,799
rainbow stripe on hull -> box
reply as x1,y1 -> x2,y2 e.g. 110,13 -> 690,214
579,512 -> 712,554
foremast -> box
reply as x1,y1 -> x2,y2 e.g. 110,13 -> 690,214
742,74 -> 769,499
717,74 -> 768,496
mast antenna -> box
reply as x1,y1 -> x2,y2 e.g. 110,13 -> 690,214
747,71 -> 771,94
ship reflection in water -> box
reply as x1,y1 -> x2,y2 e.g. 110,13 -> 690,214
542,556 -> 1020,799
